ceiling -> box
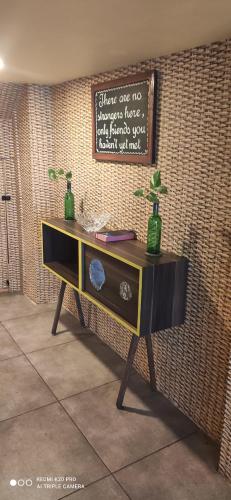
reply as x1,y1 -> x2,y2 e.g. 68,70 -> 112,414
0,0 -> 230,84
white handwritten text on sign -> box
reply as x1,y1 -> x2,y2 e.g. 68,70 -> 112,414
95,81 -> 149,155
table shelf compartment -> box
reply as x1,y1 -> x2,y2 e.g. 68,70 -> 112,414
42,224 -> 79,288
82,244 -> 140,327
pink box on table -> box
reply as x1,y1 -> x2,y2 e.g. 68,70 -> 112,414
95,230 -> 136,243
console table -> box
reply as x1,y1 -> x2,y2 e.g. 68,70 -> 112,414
41,218 -> 188,408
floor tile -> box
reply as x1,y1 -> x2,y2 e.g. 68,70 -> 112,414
62,375 -> 196,471
0,355 -> 55,421
0,293 -> 55,322
0,403 -> 107,500
0,323 -> 21,361
28,335 -> 126,400
115,433 -> 231,500
2,310 -> 90,353
66,476 -> 129,499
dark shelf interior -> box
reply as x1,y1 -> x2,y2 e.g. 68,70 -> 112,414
42,224 -> 78,288
45,261 -> 78,288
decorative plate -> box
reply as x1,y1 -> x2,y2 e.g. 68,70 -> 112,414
120,281 -> 133,301
89,259 -> 106,291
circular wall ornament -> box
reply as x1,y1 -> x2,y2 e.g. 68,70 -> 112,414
120,281 -> 132,301
89,259 -> 106,291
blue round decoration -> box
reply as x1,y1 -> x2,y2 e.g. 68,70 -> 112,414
89,259 -> 106,291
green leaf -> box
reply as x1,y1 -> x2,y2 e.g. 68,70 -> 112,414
134,189 -> 144,197
155,185 -> 168,194
151,170 -> 161,188
57,168 -> 64,176
65,171 -> 72,180
48,168 -> 57,181
146,192 -> 158,203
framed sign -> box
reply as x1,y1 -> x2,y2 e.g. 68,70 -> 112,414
91,71 -> 156,164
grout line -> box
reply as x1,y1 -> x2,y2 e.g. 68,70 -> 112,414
1,302 -> 199,494
1,322 -> 92,356
0,300 -> 80,325
0,299 -> 78,318
0,378 -> 121,424
0,308 -> 57,323
24,335 -> 91,355
112,430 -> 198,475
21,353 -> 62,403
60,378 -> 121,403
57,473 -> 113,500
0,322 -> 25,355
0,401 -> 57,424
0,348 -> 198,486
0,376 -> 117,493
59,400 -> 112,476
0,353 -> 24,363
58,369 -> 149,404
111,474 -> 132,500
1,320 -> 121,423
56,426 -> 197,498
1,328 -> 198,472
59,402 -> 197,490
24,351 -> 112,477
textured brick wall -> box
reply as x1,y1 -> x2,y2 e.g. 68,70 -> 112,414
15,85 -> 59,302
0,118 -> 21,291
220,349 -> 231,479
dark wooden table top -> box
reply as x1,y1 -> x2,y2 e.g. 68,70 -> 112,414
42,218 -> 185,269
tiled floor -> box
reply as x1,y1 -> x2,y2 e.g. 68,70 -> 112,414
0,293 -> 230,500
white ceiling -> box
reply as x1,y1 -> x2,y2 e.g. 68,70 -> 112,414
0,0 -> 230,84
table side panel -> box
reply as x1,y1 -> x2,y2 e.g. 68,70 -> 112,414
140,257 -> 188,335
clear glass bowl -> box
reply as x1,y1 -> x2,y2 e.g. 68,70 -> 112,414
75,212 -> 111,233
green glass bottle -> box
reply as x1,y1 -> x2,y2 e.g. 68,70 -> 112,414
147,202 -> 162,255
64,181 -> 75,220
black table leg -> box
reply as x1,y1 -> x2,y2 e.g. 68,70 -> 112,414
116,334 -> 139,409
73,289 -> 85,328
51,281 -> 66,335
145,334 -> 156,390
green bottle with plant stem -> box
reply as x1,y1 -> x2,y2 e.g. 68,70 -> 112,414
133,170 -> 167,256
147,202 -> 162,255
65,181 -> 75,220
48,167 -> 74,220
